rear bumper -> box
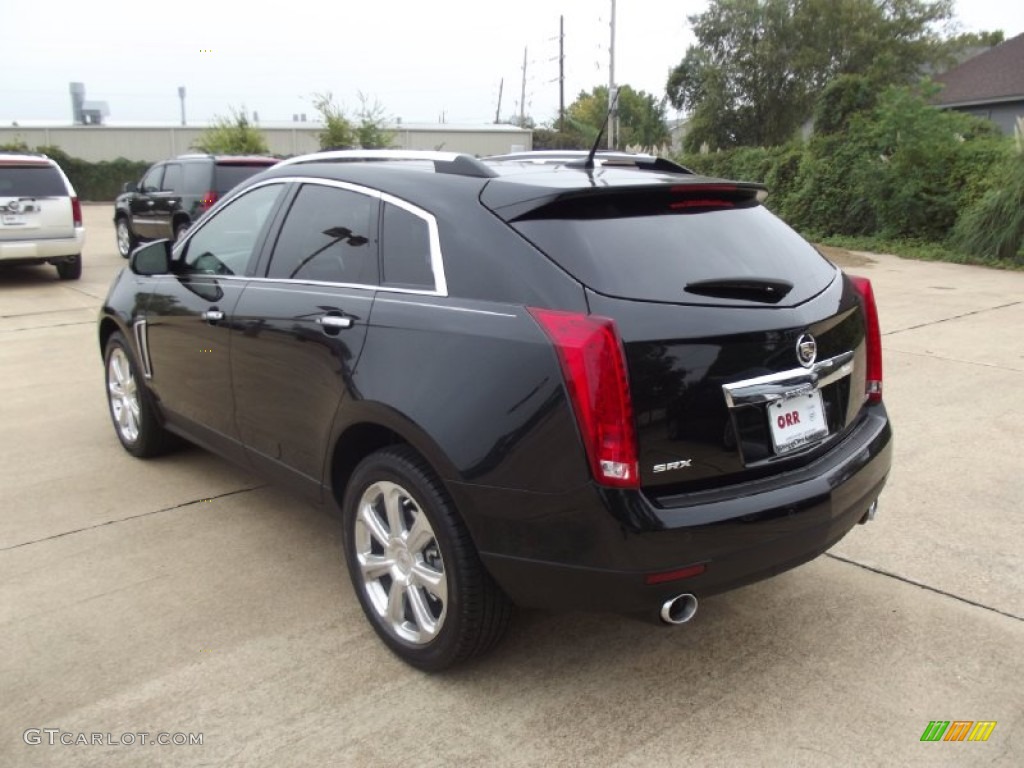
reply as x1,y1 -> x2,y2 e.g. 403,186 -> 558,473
0,230 -> 84,262
454,404 -> 892,618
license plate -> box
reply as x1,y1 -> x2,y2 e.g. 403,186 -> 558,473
1,213 -> 26,226
768,390 -> 828,455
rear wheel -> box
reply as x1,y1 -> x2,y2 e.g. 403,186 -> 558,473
115,217 -> 137,258
104,332 -> 174,457
343,447 -> 513,671
55,255 -> 81,280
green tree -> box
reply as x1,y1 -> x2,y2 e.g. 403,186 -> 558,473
566,85 -> 670,149
667,0 -> 999,151
313,92 -> 395,150
354,93 -> 396,149
192,107 -> 270,154
312,92 -> 357,150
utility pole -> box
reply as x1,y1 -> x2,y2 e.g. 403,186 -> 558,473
608,0 -> 616,149
495,78 -> 504,124
520,46 -> 528,127
178,86 -> 186,126
559,16 -> 565,132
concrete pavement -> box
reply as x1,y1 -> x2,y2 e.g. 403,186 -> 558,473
0,206 -> 1020,767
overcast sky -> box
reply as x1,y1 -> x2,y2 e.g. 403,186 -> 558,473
2,0 -> 1021,126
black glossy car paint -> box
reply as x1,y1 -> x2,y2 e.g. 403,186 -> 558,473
99,153 -> 892,624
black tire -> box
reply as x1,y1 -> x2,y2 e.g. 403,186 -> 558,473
103,331 -> 175,458
115,216 -> 137,259
342,446 -> 513,671
56,255 -> 81,280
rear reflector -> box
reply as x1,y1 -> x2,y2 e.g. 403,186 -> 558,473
528,308 -> 639,489
71,197 -> 82,228
645,564 -> 706,585
849,276 -> 883,402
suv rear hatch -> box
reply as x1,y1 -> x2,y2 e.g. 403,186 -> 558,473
0,159 -> 76,243
485,178 -> 875,497
213,158 -> 279,195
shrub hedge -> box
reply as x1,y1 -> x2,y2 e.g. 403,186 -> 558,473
675,85 -> 1022,267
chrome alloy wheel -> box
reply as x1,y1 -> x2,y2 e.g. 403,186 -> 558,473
107,347 -> 140,443
116,220 -> 132,257
354,481 -> 448,644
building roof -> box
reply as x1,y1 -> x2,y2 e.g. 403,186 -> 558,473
934,32 -> 1024,108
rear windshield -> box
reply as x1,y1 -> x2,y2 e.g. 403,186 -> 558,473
214,163 -> 276,194
0,166 -> 66,197
512,205 -> 836,305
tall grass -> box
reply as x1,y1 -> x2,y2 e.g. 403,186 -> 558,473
950,118 -> 1024,264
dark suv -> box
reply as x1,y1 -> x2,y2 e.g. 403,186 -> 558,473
113,154 -> 278,257
98,149 -> 892,670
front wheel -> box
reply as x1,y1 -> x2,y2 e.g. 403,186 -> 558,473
104,332 -> 174,457
343,447 -> 513,671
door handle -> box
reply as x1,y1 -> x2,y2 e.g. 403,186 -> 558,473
202,309 -> 224,324
318,315 -> 353,331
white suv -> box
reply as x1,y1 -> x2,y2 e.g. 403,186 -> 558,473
0,153 -> 85,280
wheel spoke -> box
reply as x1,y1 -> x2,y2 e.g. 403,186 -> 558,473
405,512 -> 434,555
407,586 -> 440,640
386,579 -> 407,627
383,485 -> 406,537
358,553 -> 393,581
359,502 -> 391,549
411,562 -> 447,604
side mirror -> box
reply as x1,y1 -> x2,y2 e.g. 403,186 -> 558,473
122,181 -> 138,193
130,240 -> 172,276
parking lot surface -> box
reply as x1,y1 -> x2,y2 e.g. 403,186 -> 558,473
1,205 -> 1021,767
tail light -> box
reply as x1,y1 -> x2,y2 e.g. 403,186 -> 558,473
71,197 -> 82,227
199,190 -> 219,211
849,276 -> 883,402
528,308 -> 639,489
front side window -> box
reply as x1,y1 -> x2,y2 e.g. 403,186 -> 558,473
267,183 -> 378,285
380,202 -> 435,290
180,184 -> 284,276
140,165 -> 164,193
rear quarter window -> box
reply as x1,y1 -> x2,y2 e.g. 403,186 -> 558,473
0,166 -> 67,197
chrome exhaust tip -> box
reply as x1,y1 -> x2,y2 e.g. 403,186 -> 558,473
660,593 -> 698,625
859,500 -> 879,525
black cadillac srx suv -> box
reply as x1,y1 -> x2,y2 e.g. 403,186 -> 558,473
113,154 -> 278,257
98,149 -> 892,670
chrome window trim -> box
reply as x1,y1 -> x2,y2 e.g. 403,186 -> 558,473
177,177 -> 448,297
373,296 -> 516,318
378,192 -> 446,295
132,318 -> 153,379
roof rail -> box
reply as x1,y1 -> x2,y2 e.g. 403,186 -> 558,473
485,150 -> 692,175
276,149 -> 498,179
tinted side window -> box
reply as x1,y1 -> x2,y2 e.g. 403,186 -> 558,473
181,184 -> 284,276
161,164 -> 183,193
140,165 -> 164,193
381,202 -> 435,290
267,184 -> 378,285
183,162 -> 210,194
0,166 -> 66,196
